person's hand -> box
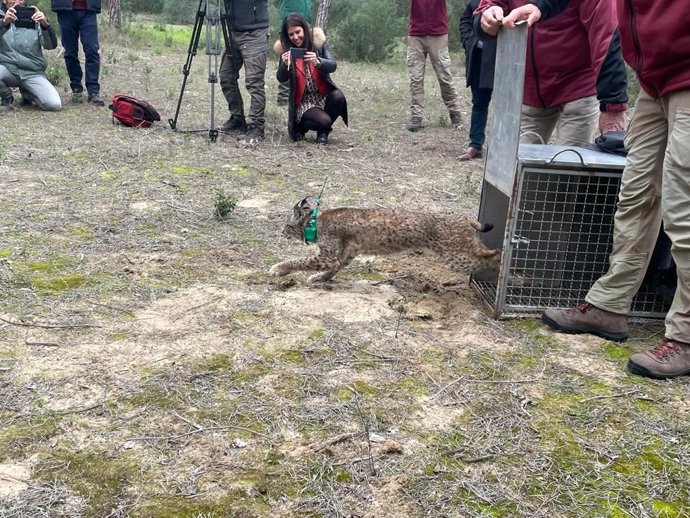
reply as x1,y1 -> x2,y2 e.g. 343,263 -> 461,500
305,51 -> 320,67
281,50 -> 291,68
3,6 -> 17,26
599,110 -> 627,134
503,4 -> 543,27
31,6 -> 49,29
480,6 -> 504,36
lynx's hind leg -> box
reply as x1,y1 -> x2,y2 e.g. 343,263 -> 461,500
270,243 -> 346,281
431,241 -> 502,275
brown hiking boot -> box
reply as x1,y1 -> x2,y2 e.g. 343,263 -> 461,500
628,339 -> 690,379
542,302 -> 628,341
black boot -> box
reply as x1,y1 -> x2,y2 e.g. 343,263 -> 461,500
315,131 -> 329,145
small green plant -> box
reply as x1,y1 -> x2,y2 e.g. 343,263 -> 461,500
45,65 -> 65,87
142,63 -> 154,92
213,189 -> 237,220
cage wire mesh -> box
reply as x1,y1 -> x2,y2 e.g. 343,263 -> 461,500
472,167 -> 671,318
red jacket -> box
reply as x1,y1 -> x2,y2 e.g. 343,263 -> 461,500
617,0 -> 690,98
408,0 -> 448,36
477,0 -> 625,110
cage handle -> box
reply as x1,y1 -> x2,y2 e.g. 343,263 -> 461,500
547,149 -> 586,166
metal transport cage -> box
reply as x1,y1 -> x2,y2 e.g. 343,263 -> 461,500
470,145 -> 671,319
468,27 -> 671,319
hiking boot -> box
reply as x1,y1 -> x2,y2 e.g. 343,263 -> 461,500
19,88 -> 35,106
450,112 -> 463,130
628,338 -> 690,379
457,147 -> 483,161
238,123 -> 264,143
406,117 -> 423,132
221,115 -> 247,133
88,93 -> 106,106
541,302 -> 629,341
72,91 -> 84,104
0,95 -> 14,113
315,131 -> 329,145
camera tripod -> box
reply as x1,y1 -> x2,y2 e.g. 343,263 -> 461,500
168,0 -> 230,142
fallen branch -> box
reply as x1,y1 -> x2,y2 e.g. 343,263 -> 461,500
0,316 -> 101,329
130,423 -> 271,442
25,341 -> 60,348
580,389 -> 653,402
313,432 -> 362,452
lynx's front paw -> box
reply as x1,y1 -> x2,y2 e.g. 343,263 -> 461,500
269,262 -> 291,277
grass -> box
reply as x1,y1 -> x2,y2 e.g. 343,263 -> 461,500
0,15 -> 687,518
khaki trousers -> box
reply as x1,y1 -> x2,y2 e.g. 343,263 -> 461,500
520,95 -> 599,146
406,34 -> 463,120
586,88 -> 690,341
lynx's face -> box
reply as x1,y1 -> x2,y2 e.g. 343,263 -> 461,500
282,198 -> 313,240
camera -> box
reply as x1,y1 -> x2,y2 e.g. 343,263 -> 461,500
13,6 -> 36,29
290,47 -> 306,59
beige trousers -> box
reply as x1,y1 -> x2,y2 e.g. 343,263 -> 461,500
586,88 -> 690,341
406,34 -> 463,120
520,95 -> 599,146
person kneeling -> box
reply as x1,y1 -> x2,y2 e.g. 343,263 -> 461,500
0,0 -> 61,112
276,13 -> 347,145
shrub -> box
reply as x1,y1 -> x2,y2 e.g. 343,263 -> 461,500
162,0 -> 197,24
331,0 -> 406,62
213,189 -> 237,221
123,0 -> 165,14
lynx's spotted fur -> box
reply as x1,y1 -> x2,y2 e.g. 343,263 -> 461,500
269,199 -> 501,283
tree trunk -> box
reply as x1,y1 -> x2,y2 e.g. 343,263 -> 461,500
315,0 -> 331,31
107,0 -> 121,29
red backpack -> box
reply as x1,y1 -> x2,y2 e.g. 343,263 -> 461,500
109,93 -> 161,128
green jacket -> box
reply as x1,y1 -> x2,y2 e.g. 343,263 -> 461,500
0,10 -> 57,80
277,0 -> 312,31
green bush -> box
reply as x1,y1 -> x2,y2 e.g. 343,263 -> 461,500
123,0 -> 165,14
332,0 -> 406,62
162,0 -> 198,24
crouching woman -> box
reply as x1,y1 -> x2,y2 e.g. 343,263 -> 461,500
276,13 -> 348,145
0,0 -> 61,111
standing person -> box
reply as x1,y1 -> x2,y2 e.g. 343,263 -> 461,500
0,0 -> 61,112
50,0 -> 104,106
219,0 -> 269,143
457,0 -> 496,160
275,0 -> 311,106
534,0 -> 690,379
476,0 -> 628,146
276,13 -> 347,145
405,0 -> 463,132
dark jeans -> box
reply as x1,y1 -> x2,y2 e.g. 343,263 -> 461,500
57,10 -> 101,95
469,83 -> 493,150
297,89 -> 346,134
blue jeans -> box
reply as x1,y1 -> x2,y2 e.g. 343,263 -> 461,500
469,83 -> 492,150
57,10 -> 101,95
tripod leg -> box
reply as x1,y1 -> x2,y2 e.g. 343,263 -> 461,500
207,1 -> 222,141
169,0 -> 206,130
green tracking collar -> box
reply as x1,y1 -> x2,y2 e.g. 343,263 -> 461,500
303,178 -> 328,244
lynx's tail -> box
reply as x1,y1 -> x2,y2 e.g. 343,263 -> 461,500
470,221 -> 494,233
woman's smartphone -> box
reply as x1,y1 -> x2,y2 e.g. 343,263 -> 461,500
14,6 -> 36,29
290,47 -> 306,59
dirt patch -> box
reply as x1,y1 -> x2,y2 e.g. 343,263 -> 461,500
0,462 -> 30,497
